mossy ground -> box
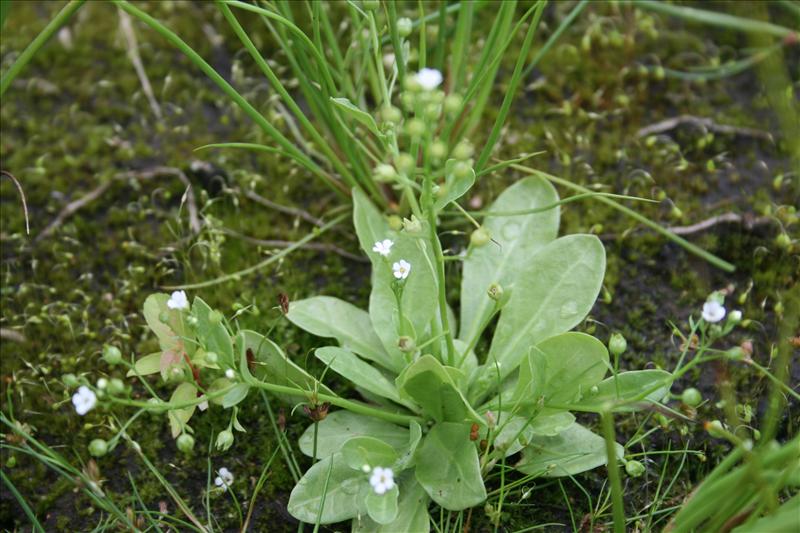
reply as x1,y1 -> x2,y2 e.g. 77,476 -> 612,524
1,1 -> 797,531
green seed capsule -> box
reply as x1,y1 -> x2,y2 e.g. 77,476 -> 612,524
470,227 -> 491,247
681,387 -> 702,407
397,17 -> 413,37
625,460 -> 645,477
608,333 -> 627,357
89,439 -> 109,457
176,434 -> 195,454
102,345 -> 122,366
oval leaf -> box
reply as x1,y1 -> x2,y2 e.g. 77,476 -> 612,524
572,369 -> 673,412
486,234 -> 606,381
315,346 -> 402,404
459,177 -> 559,343
298,410 -> 409,459
342,436 -> 400,471
287,452 -> 364,524
287,296 -> 392,371
414,422 -> 486,510
516,423 -> 623,478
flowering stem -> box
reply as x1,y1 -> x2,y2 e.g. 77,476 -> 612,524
246,381 -> 421,426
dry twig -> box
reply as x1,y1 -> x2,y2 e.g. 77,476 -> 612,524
118,7 -> 162,119
1,170 -> 30,235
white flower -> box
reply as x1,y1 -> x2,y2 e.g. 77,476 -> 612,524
72,386 -> 97,416
416,68 -> 443,90
372,239 -> 394,257
167,290 -> 189,310
225,368 -> 235,379
392,259 -> 411,280
702,300 -> 726,323
215,467 -> 234,490
369,466 -> 395,495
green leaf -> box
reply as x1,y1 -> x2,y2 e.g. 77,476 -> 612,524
287,452 -> 365,524
207,377 -> 233,406
396,421 -> 423,469
415,422 -> 486,510
352,476 -> 430,533
143,293 -> 181,351
167,382 -> 197,438
315,347 -> 403,404
516,423 -> 623,478
287,296 -> 393,371
341,436 -> 400,471
485,411 -> 577,458
572,370 -> 673,412
397,355 -> 476,424
459,177 -> 559,344
731,493 -> 800,533
298,410 -> 409,459
536,332 -> 609,406
365,485 -> 399,525
486,234 -> 606,382
192,297 -> 234,369
237,330 -> 332,402
222,383 -> 250,408
352,188 -> 438,365
433,159 -> 475,211
126,352 -> 161,377
331,97 -> 382,137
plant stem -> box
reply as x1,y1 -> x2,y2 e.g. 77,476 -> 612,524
0,0 -> 86,96
601,412 -> 626,533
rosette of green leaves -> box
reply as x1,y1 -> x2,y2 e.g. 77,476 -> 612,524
129,294 -> 325,440
285,178 -> 673,528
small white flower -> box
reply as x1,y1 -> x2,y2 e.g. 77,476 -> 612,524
372,239 -> 394,257
214,467 -> 234,490
225,368 -> 235,379
72,386 -> 97,416
392,259 -> 411,280
702,300 -> 726,323
167,290 -> 189,310
369,466 -> 395,495
416,68 -> 443,90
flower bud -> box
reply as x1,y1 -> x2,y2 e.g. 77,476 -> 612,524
471,227 -> 491,247
62,373 -> 79,388
727,310 -> 742,325
706,420 -> 726,438
107,378 -> 126,396
452,161 -> 473,181
395,153 -> 415,175
452,141 -> 474,161
487,282 -> 504,301
381,105 -> 402,125
398,336 -> 416,353
361,463 -> 372,473
205,351 -> 219,365
625,460 -> 645,477
681,387 -> 702,407
608,333 -> 627,357
405,118 -> 426,138
208,310 -> 223,325
402,215 -> 423,234
397,17 -> 413,38
423,103 -> 441,121
96,378 -> 108,390
725,346 -> 747,361
216,429 -> 234,451
388,215 -> 403,231
374,163 -> 397,182
400,91 -> 416,111
430,140 -> 447,161
89,438 -> 109,457
102,345 -> 122,366
186,315 -> 199,327
444,93 -> 463,115
176,433 -> 195,454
